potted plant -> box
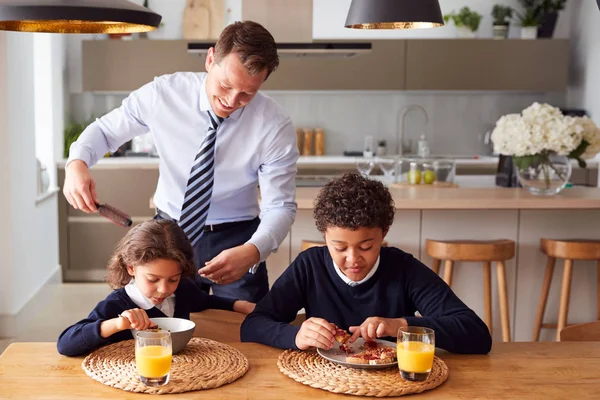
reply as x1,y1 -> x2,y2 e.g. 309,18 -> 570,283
516,7 -> 540,39
491,103 -> 600,195
518,0 -> 567,38
444,7 -> 483,38
376,140 -> 387,156
63,116 -> 96,158
492,5 -> 513,39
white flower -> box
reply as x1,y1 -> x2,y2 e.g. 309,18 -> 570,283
575,117 -> 600,159
491,102 -> 587,158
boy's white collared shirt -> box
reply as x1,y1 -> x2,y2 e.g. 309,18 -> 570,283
125,280 -> 176,318
333,256 -> 380,287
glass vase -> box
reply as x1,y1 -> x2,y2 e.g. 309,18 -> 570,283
515,152 -> 572,196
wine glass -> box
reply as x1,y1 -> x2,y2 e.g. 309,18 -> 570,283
377,156 -> 397,184
356,158 -> 374,177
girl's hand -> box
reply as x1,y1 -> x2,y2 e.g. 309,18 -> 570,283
117,308 -> 155,331
233,300 -> 256,315
295,317 -> 336,351
349,317 -> 408,343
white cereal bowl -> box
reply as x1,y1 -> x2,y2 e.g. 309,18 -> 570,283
131,317 -> 196,354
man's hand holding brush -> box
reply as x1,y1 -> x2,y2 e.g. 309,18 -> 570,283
64,160 -> 132,228
63,160 -> 98,213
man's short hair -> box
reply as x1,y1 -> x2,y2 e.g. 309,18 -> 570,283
213,21 -> 279,78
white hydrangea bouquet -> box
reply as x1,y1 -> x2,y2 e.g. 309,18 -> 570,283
491,102 -> 600,193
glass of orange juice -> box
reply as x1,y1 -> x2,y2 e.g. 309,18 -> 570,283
397,326 -> 435,382
135,330 -> 172,387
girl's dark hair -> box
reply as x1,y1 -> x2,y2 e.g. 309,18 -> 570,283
214,21 -> 279,78
313,173 -> 395,233
106,219 -> 196,289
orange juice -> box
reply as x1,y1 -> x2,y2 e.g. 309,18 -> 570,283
136,345 -> 172,378
397,341 -> 435,373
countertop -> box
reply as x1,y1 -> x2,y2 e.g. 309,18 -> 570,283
296,186 -> 600,209
57,155 -> 600,169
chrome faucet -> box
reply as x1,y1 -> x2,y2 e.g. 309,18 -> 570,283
396,105 -> 429,155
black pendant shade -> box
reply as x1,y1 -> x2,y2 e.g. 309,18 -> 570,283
0,0 -> 162,34
345,0 -> 444,30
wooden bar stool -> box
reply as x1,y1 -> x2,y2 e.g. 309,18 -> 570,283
533,239 -> 600,342
426,239 -> 515,342
302,240 -> 388,251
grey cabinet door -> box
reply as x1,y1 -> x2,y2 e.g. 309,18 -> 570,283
405,39 -> 569,91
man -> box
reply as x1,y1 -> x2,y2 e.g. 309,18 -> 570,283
63,21 -> 298,302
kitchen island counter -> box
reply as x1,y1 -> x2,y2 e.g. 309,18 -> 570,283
295,186 -> 600,210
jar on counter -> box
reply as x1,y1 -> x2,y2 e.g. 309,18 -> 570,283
314,128 -> 325,156
296,128 -> 303,154
302,128 -> 314,156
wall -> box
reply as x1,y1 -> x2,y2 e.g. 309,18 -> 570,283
567,0 -> 600,121
0,32 -> 15,320
0,31 -> 63,337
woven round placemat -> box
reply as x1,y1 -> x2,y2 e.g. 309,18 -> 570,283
278,350 -> 448,397
82,338 -> 248,394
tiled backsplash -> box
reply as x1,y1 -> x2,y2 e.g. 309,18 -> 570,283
70,91 -> 565,156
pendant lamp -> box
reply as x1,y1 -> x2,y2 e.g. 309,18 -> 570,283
345,0 -> 444,30
0,0 -> 161,34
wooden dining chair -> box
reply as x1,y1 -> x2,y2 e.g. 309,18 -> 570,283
559,321 -> 600,342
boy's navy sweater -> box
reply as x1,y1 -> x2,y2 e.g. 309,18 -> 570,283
57,278 -> 235,356
241,246 -> 492,354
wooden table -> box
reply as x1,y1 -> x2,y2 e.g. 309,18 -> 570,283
1,341 -> 599,399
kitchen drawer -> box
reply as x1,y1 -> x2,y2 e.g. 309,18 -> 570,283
67,169 -> 159,217
68,219 -> 143,272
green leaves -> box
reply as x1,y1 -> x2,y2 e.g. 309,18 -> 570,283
444,7 -> 483,32
568,139 -> 590,168
513,154 -> 544,170
63,116 -> 96,159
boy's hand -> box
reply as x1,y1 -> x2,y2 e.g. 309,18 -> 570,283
117,308 -> 155,331
233,300 -> 256,315
295,317 -> 336,351
349,317 -> 408,343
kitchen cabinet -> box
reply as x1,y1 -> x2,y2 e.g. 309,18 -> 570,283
82,38 -> 569,92
82,39 -> 405,92
405,39 -> 569,91
58,167 -> 159,281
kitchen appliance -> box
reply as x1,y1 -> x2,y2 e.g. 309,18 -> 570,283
188,42 -> 372,58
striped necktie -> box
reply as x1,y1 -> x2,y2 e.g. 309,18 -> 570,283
179,111 -> 223,246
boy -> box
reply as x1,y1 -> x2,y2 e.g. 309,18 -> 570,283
241,173 -> 492,354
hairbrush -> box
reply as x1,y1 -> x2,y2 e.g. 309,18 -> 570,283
96,203 -> 133,228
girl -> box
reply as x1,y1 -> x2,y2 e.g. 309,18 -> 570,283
57,219 -> 254,356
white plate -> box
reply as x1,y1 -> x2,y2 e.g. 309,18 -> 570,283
317,338 -> 397,369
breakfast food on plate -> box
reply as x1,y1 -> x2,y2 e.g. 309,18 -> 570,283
332,325 -> 397,365
333,325 -> 352,352
346,345 -> 397,365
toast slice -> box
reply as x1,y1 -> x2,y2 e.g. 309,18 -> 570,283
333,325 -> 352,352
346,345 -> 396,365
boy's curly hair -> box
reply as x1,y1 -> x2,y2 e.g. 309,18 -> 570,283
105,219 -> 196,289
313,173 -> 395,233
